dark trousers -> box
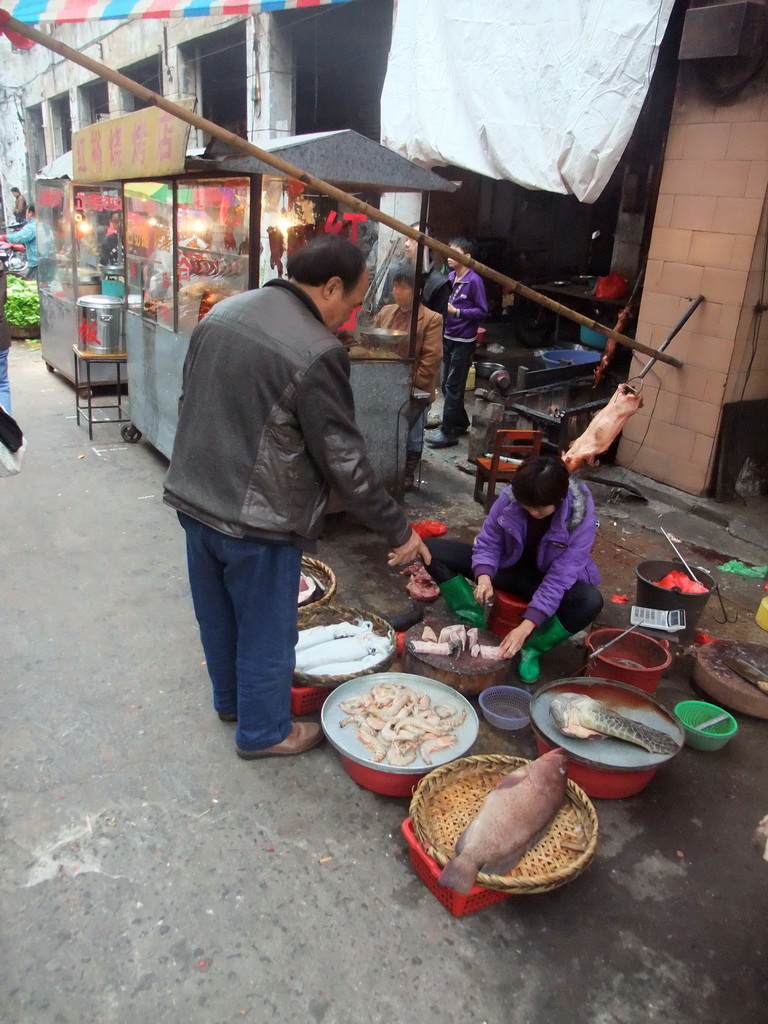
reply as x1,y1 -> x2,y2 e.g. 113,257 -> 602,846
178,511 -> 302,751
425,537 -> 603,633
440,336 -> 474,436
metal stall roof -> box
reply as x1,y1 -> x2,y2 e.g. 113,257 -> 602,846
195,130 -> 458,193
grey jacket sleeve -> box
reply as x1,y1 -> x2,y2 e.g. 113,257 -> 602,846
296,345 -> 411,549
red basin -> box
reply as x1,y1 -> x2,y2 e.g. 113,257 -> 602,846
534,732 -> 657,799
584,628 -> 672,694
341,755 -> 428,797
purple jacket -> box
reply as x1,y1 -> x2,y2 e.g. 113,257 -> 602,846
472,480 -> 601,626
444,268 -> 487,341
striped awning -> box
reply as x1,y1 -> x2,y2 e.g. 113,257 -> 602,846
4,0 -> 352,24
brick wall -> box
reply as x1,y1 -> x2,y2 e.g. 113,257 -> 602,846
618,67 -> 768,495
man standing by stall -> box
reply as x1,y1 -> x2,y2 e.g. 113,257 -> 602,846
164,236 -> 430,761
1,204 -> 39,281
427,237 -> 488,448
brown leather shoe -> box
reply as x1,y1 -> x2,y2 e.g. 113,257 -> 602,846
236,722 -> 324,760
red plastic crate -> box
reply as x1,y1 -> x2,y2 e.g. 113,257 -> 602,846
400,818 -> 510,917
290,684 -> 327,716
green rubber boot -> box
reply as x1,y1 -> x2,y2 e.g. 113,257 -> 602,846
518,615 -> 573,685
438,574 -> 487,628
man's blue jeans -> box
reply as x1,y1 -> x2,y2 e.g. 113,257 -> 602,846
178,512 -> 302,752
0,348 -> 11,415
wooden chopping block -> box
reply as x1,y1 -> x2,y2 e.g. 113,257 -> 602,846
692,639 -> 768,719
402,615 -> 511,695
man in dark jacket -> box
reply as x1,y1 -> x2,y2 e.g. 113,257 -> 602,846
164,237 -> 429,760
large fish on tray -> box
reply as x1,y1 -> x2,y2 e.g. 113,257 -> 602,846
549,694 -> 678,755
438,748 -> 568,895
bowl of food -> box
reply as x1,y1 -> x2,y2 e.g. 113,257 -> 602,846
674,700 -> 738,751
321,672 -> 479,796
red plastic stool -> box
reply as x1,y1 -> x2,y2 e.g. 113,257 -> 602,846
488,590 -> 527,638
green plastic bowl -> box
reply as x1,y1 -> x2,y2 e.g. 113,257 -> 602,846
674,700 -> 738,751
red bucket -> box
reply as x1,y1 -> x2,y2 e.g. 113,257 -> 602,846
488,590 -> 527,639
584,629 -> 671,694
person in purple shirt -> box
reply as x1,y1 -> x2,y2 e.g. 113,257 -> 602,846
425,456 -> 603,684
427,237 -> 488,448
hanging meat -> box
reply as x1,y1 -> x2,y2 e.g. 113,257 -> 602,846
267,226 -> 285,278
593,270 -> 645,387
562,383 -> 644,472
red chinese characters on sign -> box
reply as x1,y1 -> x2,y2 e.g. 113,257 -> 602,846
177,253 -> 192,283
323,211 -> 367,244
75,136 -> 88,177
74,193 -> 123,213
38,189 -> 64,208
131,123 -> 147,166
78,317 -> 100,347
108,125 -> 123,170
157,114 -> 175,164
90,132 -> 104,177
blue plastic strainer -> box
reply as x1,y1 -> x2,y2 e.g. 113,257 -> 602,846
479,686 -> 532,731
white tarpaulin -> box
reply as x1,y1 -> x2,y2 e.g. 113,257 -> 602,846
381,0 -> 675,203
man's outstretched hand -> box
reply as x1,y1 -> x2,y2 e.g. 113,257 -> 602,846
387,528 -> 432,567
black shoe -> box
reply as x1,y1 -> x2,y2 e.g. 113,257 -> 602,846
218,711 -> 238,722
426,431 -> 459,448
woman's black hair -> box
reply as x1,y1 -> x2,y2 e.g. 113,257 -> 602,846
510,455 -> 569,508
287,236 -> 365,293
27,204 -> 35,216
392,266 -> 415,288
449,236 -> 475,257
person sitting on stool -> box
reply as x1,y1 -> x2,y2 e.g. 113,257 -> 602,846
427,237 -> 487,449
425,455 -> 603,684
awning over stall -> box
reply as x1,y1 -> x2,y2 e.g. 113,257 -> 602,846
199,130 -> 457,193
381,0 -> 675,203
3,0 -> 351,24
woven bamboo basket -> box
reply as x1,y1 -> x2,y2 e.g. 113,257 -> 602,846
294,602 -> 396,688
299,556 -> 336,608
409,754 -> 599,894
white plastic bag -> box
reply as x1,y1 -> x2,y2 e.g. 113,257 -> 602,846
0,433 -> 25,477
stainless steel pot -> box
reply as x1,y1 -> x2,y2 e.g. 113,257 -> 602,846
76,295 -> 125,353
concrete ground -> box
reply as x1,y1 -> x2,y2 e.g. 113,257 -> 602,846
2,342 -> 768,1024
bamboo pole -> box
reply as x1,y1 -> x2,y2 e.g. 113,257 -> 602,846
2,13 -> 682,367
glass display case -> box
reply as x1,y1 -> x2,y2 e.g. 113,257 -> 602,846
73,185 -> 123,299
259,175 -> 379,338
176,177 -> 250,337
125,181 -> 174,329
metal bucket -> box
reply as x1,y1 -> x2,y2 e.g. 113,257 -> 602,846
635,559 -> 714,635
76,295 -> 125,353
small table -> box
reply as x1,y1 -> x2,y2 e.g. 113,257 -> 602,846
72,345 -> 129,441
531,282 -> 629,343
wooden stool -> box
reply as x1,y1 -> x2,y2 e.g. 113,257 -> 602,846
72,345 -> 129,441
488,590 -> 528,639
474,429 -> 543,511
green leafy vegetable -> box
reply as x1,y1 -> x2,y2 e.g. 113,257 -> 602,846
5,276 -> 40,327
